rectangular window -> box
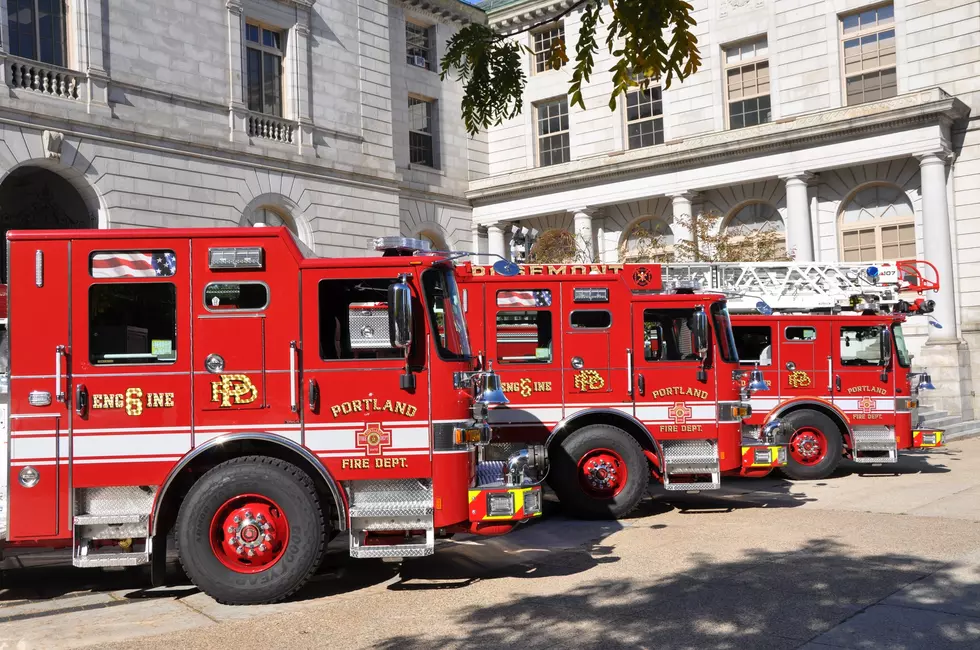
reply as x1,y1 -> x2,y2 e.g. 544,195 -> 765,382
90,251 -> 176,279
785,326 -> 817,341
643,308 -> 701,362
245,21 -> 284,117
532,24 -> 564,73
626,81 -> 664,149
536,98 -> 570,167
733,325 -> 772,365
204,282 -> 269,311
406,21 -> 432,70
409,96 -> 435,167
90,283 -> 177,365
7,0 -> 67,66
841,4 -> 896,105
725,37 -> 771,129
496,310 -> 553,364
570,310 -> 611,329
840,325 -> 886,366
319,279 -> 404,361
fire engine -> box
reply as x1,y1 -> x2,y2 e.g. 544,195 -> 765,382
457,262 -> 787,520
0,227 -> 546,605
657,259 -> 945,480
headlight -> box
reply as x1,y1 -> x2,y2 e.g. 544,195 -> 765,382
487,492 -> 515,517
753,448 -> 772,465
524,490 -> 542,515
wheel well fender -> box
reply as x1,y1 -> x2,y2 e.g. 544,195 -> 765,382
775,402 -> 852,448
546,409 -> 660,459
150,433 -> 346,538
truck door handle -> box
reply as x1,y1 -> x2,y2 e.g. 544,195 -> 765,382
55,345 -> 66,403
308,378 -> 319,412
75,383 -> 88,418
835,375 -> 841,392
637,373 -> 645,396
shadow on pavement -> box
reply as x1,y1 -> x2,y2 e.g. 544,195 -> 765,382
373,538 -> 977,650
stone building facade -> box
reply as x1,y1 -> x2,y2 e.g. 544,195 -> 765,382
0,0 -> 484,270
469,0 -> 980,423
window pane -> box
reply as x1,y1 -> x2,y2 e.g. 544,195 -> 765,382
733,325 -> 772,363
319,279 -> 404,361
205,283 -> 269,311
90,251 -> 176,278
246,48 -> 263,112
570,310 -> 611,329
37,0 -> 65,66
643,308 -> 700,361
840,325 -> 885,366
9,0 -> 36,60
263,51 -> 282,116
406,22 -> 431,69
497,309 -> 553,363
90,283 -> 178,364
786,327 -> 817,341
534,25 -> 564,73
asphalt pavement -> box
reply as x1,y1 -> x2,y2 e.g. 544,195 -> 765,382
2,437 -> 980,649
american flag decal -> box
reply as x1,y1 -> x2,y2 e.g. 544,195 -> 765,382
91,251 -> 177,279
497,290 -> 552,308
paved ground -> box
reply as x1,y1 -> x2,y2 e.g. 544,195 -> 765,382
3,438 -> 980,649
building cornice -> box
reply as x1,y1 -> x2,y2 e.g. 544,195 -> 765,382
467,88 -> 971,205
397,0 -> 487,25
485,0 -> 576,33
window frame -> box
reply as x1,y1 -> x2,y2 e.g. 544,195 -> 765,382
408,95 -> 436,168
534,97 -> 570,168
244,19 -> 286,117
317,277 -> 408,363
405,19 -> 433,71
623,79 -> 665,150
530,22 -> 564,74
203,281 -> 271,313
6,0 -> 69,67
839,324 -> 887,367
723,35 -> 772,130
839,3 -> 897,106
784,326 -> 817,342
569,310 -> 612,330
838,184 -> 916,262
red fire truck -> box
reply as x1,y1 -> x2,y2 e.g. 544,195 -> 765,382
657,260 -> 945,480
457,262 -> 787,520
0,227 -> 545,605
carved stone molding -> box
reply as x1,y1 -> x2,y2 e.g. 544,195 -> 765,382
42,130 -> 64,160
719,0 -> 766,19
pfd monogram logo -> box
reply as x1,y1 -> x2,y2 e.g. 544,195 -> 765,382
211,374 -> 259,407
573,369 -> 605,391
787,370 -> 812,388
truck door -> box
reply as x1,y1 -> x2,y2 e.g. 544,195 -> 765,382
832,321 -> 892,423
69,240 -> 192,489
780,322 -> 828,401
190,238 -> 300,444
631,304 -> 718,442
302,269 -> 431,480
6,239 -> 71,539
561,283 -> 628,417
732,315 -> 780,412
487,283 -> 563,441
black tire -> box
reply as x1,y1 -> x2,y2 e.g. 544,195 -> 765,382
549,424 -> 648,520
779,410 -> 844,481
175,456 -> 326,605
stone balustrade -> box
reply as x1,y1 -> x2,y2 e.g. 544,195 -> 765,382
246,112 -> 295,144
8,57 -> 80,101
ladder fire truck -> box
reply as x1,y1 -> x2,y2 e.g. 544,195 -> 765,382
457,262 -> 788,520
0,227 -> 545,605
657,259 -> 945,480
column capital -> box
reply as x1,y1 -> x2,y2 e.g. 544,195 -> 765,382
779,172 -> 816,184
916,150 -> 952,166
485,222 -> 503,233
567,207 -> 594,216
668,191 -> 698,201
226,0 -> 244,13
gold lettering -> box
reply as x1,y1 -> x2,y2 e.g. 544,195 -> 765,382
383,399 -> 394,412
92,394 -> 102,409
406,405 -> 417,417
164,393 -> 174,407
352,400 -> 363,412
113,394 -> 124,409
571,265 -> 587,275
547,265 -> 567,275
125,388 -> 143,417
528,265 -> 543,275
394,401 -> 407,415
472,265 -> 486,277
331,405 -> 342,417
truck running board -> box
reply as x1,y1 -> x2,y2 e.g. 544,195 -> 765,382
347,479 -> 435,559
851,427 -> 899,464
661,439 -> 721,491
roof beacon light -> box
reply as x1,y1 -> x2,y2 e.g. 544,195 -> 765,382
755,300 -> 773,316
667,279 -> 701,294
374,236 -> 431,257
866,265 -> 880,281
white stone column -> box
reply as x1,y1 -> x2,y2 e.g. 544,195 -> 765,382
77,0 -> 110,115
226,0 -> 248,143
670,192 -> 696,258
471,224 -> 489,264
782,173 -> 815,262
919,153 -> 956,342
571,208 -> 595,262
292,19 -> 314,154
487,223 -> 506,261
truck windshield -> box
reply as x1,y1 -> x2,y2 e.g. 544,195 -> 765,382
710,302 -> 738,363
422,268 -> 471,361
893,323 -> 912,368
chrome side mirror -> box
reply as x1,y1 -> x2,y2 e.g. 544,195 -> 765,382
693,307 -> 709,360
388,275 -> 412,350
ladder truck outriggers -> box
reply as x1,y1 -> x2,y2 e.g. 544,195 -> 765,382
0,227 -> 546,605
457,261 -> 788,520
658,259 -> 945,480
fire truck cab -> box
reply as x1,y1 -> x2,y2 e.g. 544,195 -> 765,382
459,262 -> 787,520
0,227 -> 544,605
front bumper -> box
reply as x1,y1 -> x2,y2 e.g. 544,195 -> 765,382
467,486 -> 544,522
740,444 -> 788,468
912,429 -> 944,448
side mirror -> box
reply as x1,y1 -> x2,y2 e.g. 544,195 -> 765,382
880,328 -> 892,366
693,307 -> 709,360
388,276 -> 412,350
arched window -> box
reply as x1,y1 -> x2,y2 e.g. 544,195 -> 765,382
839,185 -> 914,261
418,230 -> 447,251
241,206 -> 296,232
621,218 -> 674,262
722,202 -> 786,260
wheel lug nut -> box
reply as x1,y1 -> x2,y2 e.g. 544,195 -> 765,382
236,546 -> 244,554
227,526 -> 235,533
259,544 -> 266,552
233,516 -> 241,523
247,549 -> 255,557
264,534 -> 272,542
245,511 -> 253,518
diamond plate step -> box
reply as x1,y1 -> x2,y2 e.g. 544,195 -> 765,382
73,551 -> 149,568
74,513 -> 146,526
852,427 -> 898,463
349,542 -> 434,559
348,504 -> 432,518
